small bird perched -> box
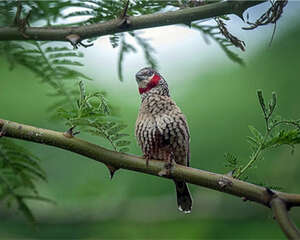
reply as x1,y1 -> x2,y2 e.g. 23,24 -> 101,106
135,67 -> 192,213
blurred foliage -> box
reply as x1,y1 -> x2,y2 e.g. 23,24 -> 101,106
0,138 -> 51,224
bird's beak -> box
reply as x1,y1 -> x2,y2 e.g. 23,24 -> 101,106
135,72 -> 145,82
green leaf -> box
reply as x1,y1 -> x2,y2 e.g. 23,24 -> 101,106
115,140 -> 131,147
22,195 -> 56,204
224,152 -> 238,168
248,125 -> 263,142
16,197 -> 36,225
0,138 -> 49,223
48,52 -> 84,59
264,129 -> 300,150
45,47 -> 72,52
119,147 -> 130,153
107,124 -> 128,136
110,133 -> 130,141
118,35 -> 137,81
51,59 -> 84,66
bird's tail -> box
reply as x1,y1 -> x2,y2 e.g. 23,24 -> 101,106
174,180 -> 192,213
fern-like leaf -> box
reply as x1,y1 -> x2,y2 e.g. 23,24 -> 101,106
0,138 -> 50,224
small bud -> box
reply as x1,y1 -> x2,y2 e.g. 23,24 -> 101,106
257,90 -> 266,113
271,92 -> 277,110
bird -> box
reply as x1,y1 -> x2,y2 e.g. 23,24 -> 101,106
135,67 -> 192,213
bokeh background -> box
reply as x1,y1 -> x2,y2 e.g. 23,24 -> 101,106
1,1 -> 300,239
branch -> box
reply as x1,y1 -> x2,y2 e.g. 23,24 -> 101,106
1,118 -> 300,238
270,198 -> 300,239
0,1 -> 265,41
1,118 -> 300,205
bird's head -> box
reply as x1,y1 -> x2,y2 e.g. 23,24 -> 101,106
135,67 -> 169,96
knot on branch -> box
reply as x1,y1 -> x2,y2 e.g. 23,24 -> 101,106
66,34 -> 94,49
217,176 -> 233,189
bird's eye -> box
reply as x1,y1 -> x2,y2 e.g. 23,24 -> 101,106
146,70 -> 153,76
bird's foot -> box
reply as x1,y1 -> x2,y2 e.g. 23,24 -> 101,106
158,162 -> 175,177
143,154 -> 151,167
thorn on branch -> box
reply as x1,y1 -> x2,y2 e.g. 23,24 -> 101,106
225,170 -> 234,177
183,21 -> 192,28
215,18 -> 245,51
66,34 -> 94,49
63,126 -> 80,138
234,10 -> 245,22
105,164 -> 119,179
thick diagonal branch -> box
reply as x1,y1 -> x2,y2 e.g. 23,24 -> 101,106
270,198 -> 300,239
0,1 -> 265,41
0,118 -> 300,206
1,118 -> 300,239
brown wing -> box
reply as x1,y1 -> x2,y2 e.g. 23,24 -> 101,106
154,109 -> 190,166
135,111 -> 157,157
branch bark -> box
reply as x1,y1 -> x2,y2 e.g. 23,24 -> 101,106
1,118 -> 300,239
0,1 -> 265,41
270,198 -> 300,239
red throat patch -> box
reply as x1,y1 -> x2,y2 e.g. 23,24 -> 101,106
139,74 -> 161,94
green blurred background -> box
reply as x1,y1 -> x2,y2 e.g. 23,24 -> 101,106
1,3 -> 300,239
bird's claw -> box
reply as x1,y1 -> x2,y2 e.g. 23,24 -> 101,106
143,154 -> 151,167
158,162 -> 175,177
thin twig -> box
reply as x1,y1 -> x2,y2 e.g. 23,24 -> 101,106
121,0 -> 130,19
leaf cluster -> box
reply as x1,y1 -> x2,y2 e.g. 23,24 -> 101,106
0,138 -> 52,224
57,81 -> 131,152
225,90 -> 300,187
0,40 -> 90,110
